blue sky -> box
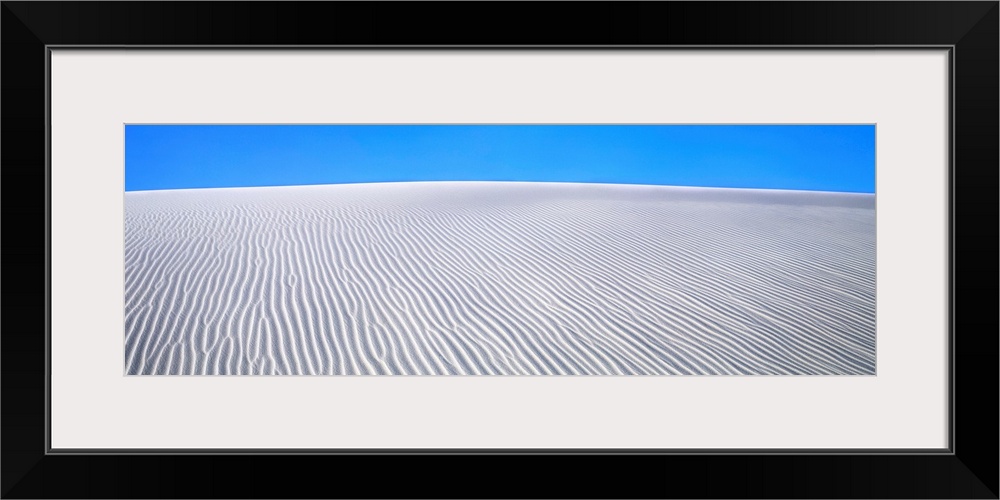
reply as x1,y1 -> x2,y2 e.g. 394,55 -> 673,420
125,125 -> 875,193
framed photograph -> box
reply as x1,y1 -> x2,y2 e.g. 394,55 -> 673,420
3,2 -> 996,498
122,123 -> 878,377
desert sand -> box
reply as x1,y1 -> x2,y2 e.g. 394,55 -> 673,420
125,182 -> 875,375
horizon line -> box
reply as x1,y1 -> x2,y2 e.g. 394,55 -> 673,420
125,180 -> 876,195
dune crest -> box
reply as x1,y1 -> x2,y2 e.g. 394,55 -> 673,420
125,182 -> 876,375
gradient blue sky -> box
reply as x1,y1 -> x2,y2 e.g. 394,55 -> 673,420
125,125 -> 875,193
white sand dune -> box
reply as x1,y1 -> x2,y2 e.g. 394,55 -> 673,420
125,181 -> 875,375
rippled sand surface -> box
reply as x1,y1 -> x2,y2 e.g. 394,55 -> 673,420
125,182 -> 875,375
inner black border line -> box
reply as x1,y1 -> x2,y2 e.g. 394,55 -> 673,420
46,45 -> 955,456
947,44 -> 956,459
44,39 -> 53,458
47,44 -> 954,49
52,448 -> 949,456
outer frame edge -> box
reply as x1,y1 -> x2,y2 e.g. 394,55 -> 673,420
15,1 -> 998,498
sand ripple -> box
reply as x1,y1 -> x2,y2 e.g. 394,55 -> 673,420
125,182 -> 876,375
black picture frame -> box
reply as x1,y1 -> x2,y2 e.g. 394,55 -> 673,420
2,2 -> 996,498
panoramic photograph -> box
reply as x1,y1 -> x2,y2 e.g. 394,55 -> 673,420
124,124 -> 876,375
